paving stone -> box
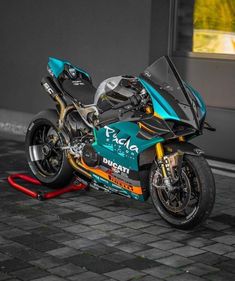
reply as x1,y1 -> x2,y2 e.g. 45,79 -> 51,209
159,231 -> 193,242
31,276 -> 65,281
191,252 -> 229,265
0,244 -> 45,262
106,215 -> 134,224
117,208 -> 146,217
0,259 -> 30,273
47,247 -> 79,258
122,220 -> 152,230
165,273 -> 205,281
47,232 -> 77,243
81,243 -> 116,256
216,259 -> 235,274
0,228 -> 30,238
78,217 -> 105,226
11,266 -> 48,281
134,214 -> 158,222
185,237 -> 215,248
97,236 -> 128,247
59,211 -> 91,222
134,276 -> 162,281
78,229 -> 108,240
136,248 -> 172,260
91,222 -> 122,232
149,239 -> 183,250
115,241 -> 149,254
204,270 -> 235,281
122,257 -> 160,270
142,225 -> 171,235
68,271 -> 107,281
75,203 -> 102,213
0,272 -> 13,280
93,210 -> 119,219
64,224 -> 92,234
202,242 -> 235,255
128,234 -> 159,245
105,267 -> 145,281
48,263 -> 84,277
67,253 -> 124,274
183,262 -> 219,276
170,246 -> 205,257
0,253 -> 10,262
212,235 -> 235,245
29,256 -> 65,269
143,265 -> 181,279
157,254 -> 194,267
63,237 -> 96,249
109,227 -> 141,238
224,251 -> 235,259
102,251 -> 135,263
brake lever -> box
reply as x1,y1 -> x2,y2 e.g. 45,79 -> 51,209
204,121 -> 216,131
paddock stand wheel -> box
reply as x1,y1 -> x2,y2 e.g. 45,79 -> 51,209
7,174 -> 87,201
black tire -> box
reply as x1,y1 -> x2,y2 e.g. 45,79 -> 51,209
25,109 -> 73,188
150,154 -> 216,229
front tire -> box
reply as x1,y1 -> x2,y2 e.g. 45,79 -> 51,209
25,110 -> 73,188
150,154 -> 215,229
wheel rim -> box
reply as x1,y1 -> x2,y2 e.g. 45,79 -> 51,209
152,159 -> 201,219
29,124 -> 63,177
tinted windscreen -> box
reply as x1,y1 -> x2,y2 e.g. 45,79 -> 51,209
142,56 -> 189,105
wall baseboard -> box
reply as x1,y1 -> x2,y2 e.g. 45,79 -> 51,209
0,109 -> 33,136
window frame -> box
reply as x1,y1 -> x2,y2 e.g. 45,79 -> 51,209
170,0 -> 235,61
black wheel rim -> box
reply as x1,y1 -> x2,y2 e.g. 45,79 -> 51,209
31,124 -> 63,177
152,159 -> 201,219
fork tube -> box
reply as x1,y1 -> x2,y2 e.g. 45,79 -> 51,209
156,143 -> 167,177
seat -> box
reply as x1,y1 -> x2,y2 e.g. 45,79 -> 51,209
62,78 -> 96,104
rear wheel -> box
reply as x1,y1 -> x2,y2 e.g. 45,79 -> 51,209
150,154 -> 215,229
25,110 -> 73,188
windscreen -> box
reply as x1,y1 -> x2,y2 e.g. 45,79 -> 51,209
142,56 -> 189,105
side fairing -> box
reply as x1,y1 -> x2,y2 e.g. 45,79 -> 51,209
92,121 -> 163,171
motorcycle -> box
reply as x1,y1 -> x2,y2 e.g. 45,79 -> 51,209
26,55 -> 216,229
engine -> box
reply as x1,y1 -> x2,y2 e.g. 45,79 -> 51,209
64,110 -> 100,166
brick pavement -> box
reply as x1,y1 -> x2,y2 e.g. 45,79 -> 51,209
0,138 -> 234,281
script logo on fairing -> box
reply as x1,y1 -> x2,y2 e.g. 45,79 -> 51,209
104,126 -> 139,153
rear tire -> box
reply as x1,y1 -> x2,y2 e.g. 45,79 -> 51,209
150,154 -> 215,229
25,110 -> 73,188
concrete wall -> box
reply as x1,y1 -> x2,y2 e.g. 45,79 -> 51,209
0,0 -> 151,113
173,56 -> 235,162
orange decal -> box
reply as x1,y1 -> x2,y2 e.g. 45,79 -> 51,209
80,159 -> 143,195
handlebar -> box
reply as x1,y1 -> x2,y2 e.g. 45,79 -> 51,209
112,94 -> 142,110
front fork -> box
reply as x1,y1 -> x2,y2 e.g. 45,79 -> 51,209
156,143 -> 167,177
155,142 -> 184,190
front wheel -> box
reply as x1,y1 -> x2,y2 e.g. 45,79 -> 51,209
150,154 -> 215,229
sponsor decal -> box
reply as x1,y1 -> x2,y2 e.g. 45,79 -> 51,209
104,126 -> 139,153
103,157 -> 129,174
108,174 -> 134,192
43,83 -> 54,95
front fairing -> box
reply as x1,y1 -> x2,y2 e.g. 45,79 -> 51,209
139,56 -> 206,133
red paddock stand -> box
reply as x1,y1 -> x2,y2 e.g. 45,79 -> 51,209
7,174 -> 87,200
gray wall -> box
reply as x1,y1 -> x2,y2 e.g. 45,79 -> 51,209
0,0 -> 151,113
173,55 -> 235,162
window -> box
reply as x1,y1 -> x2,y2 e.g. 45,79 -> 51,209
174,0 -> 235,56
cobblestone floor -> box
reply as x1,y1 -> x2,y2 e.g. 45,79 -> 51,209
0,138 -> 234,281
